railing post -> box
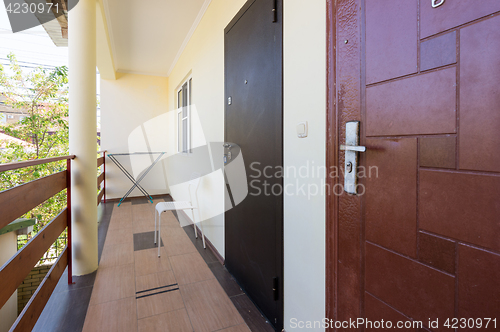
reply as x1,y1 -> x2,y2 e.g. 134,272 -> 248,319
103,151 -> 106,203
66,158 -> 73,285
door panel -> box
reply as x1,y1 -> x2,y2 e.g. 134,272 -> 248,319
365,138 -> 417,258
459,15 -> 500,172
224,0 -> 283,330
330,0 -> 500,329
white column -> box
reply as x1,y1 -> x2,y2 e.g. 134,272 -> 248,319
68,0 -> 98,275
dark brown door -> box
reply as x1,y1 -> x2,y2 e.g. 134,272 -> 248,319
328,0 -> 500,330
224,0 -> 283,330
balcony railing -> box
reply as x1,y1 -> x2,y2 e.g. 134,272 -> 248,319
97,150 -> 106,205
0,155 -> 74,331
0,152 -> 105,331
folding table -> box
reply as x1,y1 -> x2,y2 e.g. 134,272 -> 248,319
107,152 -> 166,206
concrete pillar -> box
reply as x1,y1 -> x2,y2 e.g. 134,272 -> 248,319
68,0 -> 98,275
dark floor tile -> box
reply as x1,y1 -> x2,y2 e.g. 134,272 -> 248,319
34,202 -> 113,332
53,269 -> 97,294
231,294 -> 276,332
208,261 -> 244,298
134,231 -> 163,251
97,202 -> 114,263
33,276 -> 93,332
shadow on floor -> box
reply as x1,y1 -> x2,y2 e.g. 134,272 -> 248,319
32,201 -> 114,332
33,195 -> 275,332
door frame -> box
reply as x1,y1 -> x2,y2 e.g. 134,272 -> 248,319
326,0 -> 339,327
326,0 -> 366,325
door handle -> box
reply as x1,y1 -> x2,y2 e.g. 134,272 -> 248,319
432,0 -> 445,8
340,145 -> 366,152
341,121 -> 365,194
223,143 -> 233,163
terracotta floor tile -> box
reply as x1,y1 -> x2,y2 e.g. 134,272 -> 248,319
163,227 -> 198,257
137,288 -> 185,319
138,308 -> 193,332
170,252 -> 215,285
111,201 -> 132,217
83,297 -> 137,332
108,209 -> 134,230
134,248 -> 171,277
99,242 -> 134,268
134,219 -> 155,233
104,227 -> 134,247
181,279 -> 244,332
90,264 -> 135,305
83,197 -> 249,332
133,211 -> 181,233
133,204 -> 155,222
136,270 -> 177,293
113,201 -> 131,209
217,324 -> 252,332
158,211 -> 182,228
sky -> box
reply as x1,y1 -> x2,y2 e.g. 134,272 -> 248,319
0,4 -> 101,126
0,4 -> 69,68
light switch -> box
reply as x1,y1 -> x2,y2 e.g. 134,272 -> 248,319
297,121 -> 308,138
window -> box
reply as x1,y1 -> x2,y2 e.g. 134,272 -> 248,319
177,78 -> 192,153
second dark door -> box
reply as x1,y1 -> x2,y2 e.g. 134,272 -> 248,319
224,0 -> 283,330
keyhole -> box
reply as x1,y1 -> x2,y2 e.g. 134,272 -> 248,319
346,161 -> 353,173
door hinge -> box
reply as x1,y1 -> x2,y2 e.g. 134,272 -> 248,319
273,277 -> 279,301
272,0 -> 277,23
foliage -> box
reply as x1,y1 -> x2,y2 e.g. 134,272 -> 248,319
0,53 -> 69,262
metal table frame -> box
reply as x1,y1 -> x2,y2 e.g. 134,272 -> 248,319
107,152 -> 166,206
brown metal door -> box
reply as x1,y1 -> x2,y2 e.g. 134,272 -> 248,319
328,0 -> 500,330
224,0 -> 283,330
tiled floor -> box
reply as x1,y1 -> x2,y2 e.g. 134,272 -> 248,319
81,200 -> 251,332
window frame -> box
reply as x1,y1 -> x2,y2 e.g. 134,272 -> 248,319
176,76 -> 192,154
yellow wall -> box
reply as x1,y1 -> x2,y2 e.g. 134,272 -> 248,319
168,1 -> 327,327
100,1 -> 327,328
100,73 -> 170,199
166,0 -> 247,258
96,0 -> 116,80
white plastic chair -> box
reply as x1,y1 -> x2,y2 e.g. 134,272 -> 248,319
154,174 -> 205,257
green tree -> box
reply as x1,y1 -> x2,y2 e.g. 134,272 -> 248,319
0,53 -> 69,261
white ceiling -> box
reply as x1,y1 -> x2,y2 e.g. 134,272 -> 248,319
104,0 -> 209,77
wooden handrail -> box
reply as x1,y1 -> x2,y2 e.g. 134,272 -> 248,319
0,155 -> 77,330
97,189 -> 104,205
10,248 -> 68,332
0,155 -> 75,173
0,209 -> 67,310
0,171 -> 67,230
97,156 -> 105,167
97,152 -> 106,204
97,150 -> 107,154
97,172 -> 104,187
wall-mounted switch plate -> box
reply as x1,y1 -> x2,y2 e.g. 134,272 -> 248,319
297,121 -> 308,138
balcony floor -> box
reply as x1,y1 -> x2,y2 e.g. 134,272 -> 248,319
33,196 -> 274,332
